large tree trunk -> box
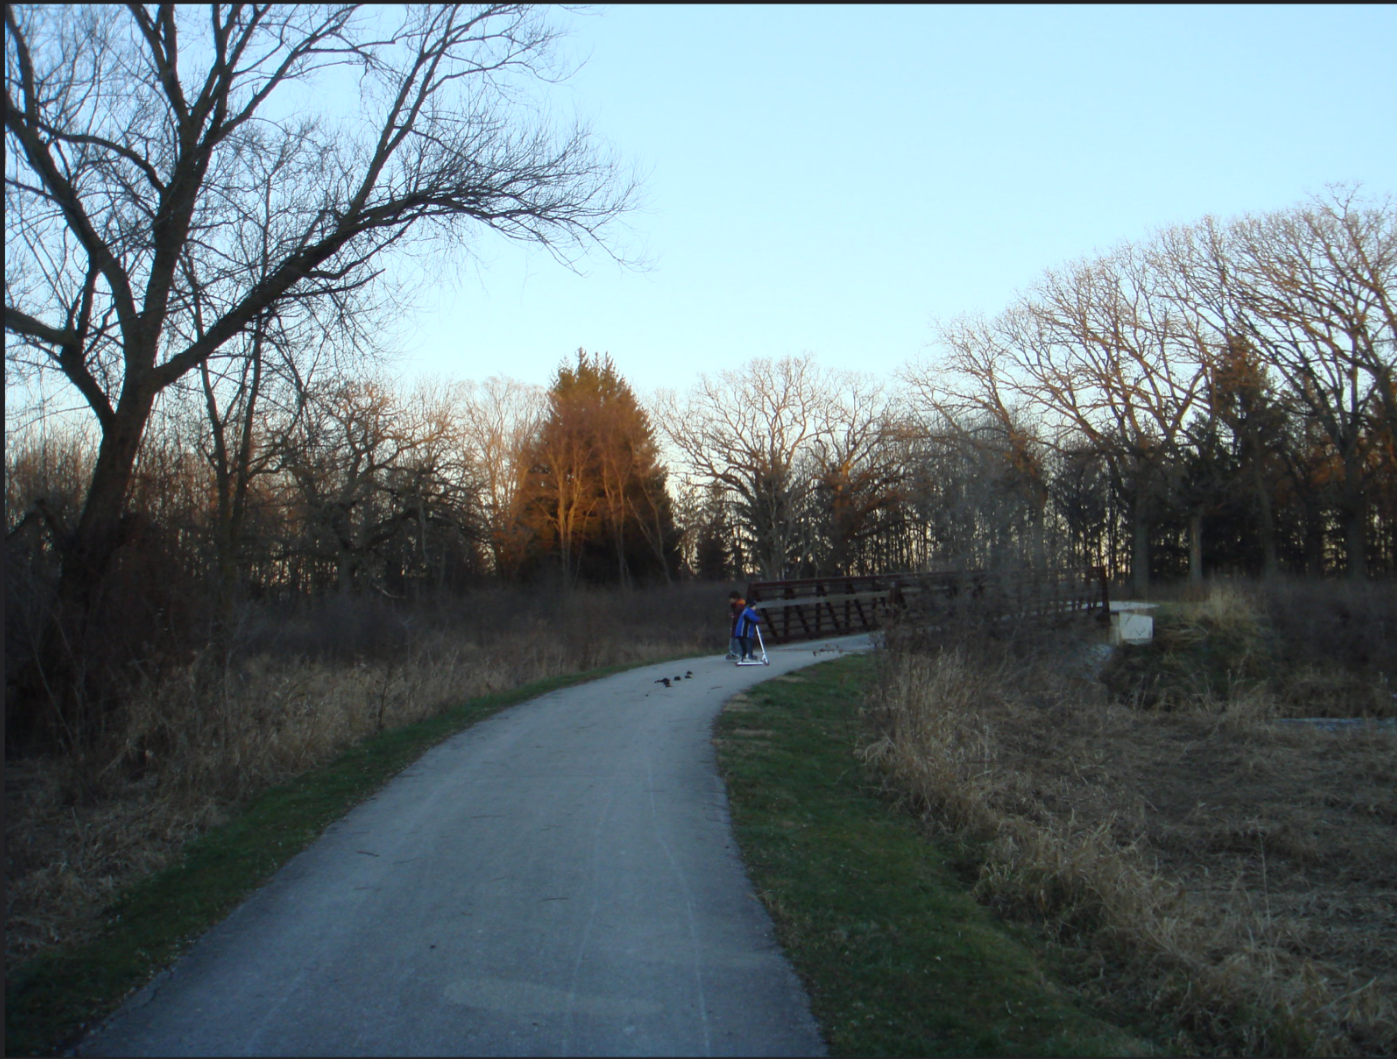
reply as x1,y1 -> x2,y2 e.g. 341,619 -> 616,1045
57,390 -> 156,611
1340,490 -> 1368,581
1338,451 -> 1368,580
1302,496 -> 1326,576
11,386 -> 156,752
1252,463 -> 1279,580
203,331 -> 266,621
1188,510 -> 1204,587
613,518 -> 631,590
641,494 -> 674,585
554,488 -> 573,588
1130,508 -> 1152,598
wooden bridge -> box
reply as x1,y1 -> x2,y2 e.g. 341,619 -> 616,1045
745,567 -> 1110,644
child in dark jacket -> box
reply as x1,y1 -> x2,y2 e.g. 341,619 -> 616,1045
726,592 -> 744,659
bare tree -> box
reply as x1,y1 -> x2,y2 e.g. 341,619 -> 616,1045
1225,189 -> 1395,579
807,375 -> 909,575
283,375 -> 471,596
456,375 -> 545,576
662,354 -> 836,579
392,378 -> 485,594
1295,189 -> 1397,439
190,122 -> 377,612
1152,219 -> 1288,579
192,311 -> 328,611
901,351 -> 1053,572
922,240 -> 1208,594
4,4 -> 640,622
910,191 -> 1396,585
1032,247 -> 1210,592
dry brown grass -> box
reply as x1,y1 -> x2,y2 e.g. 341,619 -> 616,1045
5,582 -> 727,968
861,591 -> 1397,1056
1110,580 -> 1397,718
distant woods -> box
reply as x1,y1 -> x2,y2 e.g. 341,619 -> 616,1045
9,192 -> 1396,612
10,191 -> 1395,614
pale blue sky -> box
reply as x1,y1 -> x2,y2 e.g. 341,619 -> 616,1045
393,4 -> 1397,396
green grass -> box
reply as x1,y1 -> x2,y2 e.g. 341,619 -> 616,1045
715,656 -> 1156,1057
4,659 -> 665,1057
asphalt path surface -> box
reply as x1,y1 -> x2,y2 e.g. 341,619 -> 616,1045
80,634 -> 875,1057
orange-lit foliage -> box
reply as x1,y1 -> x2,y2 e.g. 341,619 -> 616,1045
517,351 -> 679,585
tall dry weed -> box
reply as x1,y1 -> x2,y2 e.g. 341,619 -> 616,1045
861,650 -> 1002,836
1101,583 -> 1397,720
1111,580 -> 1397,720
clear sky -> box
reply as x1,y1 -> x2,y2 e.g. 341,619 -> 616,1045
373,5 -> 1397,397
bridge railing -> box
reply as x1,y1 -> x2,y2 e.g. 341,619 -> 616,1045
745,567 -> 1109,644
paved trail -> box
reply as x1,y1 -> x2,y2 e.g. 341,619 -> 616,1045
81,634 -> 874,1057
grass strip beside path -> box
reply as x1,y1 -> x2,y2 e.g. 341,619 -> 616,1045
5,661 -> 660,1057
715,655 -> 1154,1057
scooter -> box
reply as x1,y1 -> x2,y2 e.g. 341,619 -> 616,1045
735,624 -> 770,665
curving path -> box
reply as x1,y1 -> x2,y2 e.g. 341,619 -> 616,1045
80,634 -> 875,1058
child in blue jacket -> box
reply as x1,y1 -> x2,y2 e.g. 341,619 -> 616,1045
735,602 -> 762,661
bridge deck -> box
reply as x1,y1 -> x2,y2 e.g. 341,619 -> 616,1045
745,568 -> 1109,644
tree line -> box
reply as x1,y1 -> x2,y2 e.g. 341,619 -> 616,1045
11,187 -> 1396,618
920,187 -> 1395,593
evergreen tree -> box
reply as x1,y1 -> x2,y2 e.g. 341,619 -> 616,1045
520,351 -> 679,585
693,482 -> 734,581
